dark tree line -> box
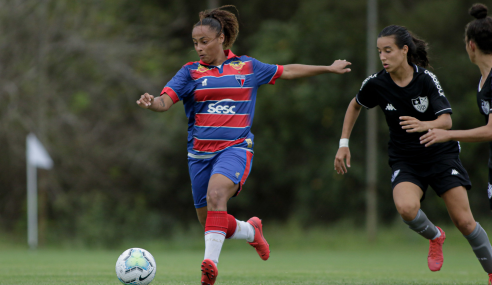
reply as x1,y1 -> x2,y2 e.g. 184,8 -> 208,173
0,0 -> 489,247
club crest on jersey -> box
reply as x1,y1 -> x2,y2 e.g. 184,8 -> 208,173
229,61 -> 245,70
235,75 -> 246,87
197,64 -> 209,73
412,96 -> 429,113
482,99 -> 490,115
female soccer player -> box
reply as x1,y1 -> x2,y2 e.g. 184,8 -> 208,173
420,3 -> 492,282
136,6 -> 351,285
334,24 -> 492,282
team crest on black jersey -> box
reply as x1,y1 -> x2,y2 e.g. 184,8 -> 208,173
412,96 -> 429,113
235,75 -> 246,87
482,99 -> 490,115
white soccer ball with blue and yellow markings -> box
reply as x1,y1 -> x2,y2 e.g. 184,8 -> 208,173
115,248 -> 156,285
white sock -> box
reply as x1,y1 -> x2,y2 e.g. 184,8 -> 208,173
204,232 -> 225,265
229,219 -> 255,242
432,228 -> 441,240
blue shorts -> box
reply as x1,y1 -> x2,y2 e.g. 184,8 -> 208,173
188,147 -> 254,208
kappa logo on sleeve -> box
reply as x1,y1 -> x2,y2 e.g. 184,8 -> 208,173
391,169 -> 400,183
424,70 -> 445,96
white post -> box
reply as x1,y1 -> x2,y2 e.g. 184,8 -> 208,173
27,161 -> 38,250
26,133 -> 53,250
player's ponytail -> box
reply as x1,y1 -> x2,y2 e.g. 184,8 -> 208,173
378,25 -> 430,68
465,3 -> 492,54
195,5 -> 239,50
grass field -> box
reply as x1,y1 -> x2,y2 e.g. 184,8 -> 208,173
0,223 -> 489,284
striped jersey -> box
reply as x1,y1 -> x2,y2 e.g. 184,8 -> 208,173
161,50 -> 283,157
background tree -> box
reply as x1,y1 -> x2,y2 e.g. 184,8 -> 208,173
0,0 -> 488,247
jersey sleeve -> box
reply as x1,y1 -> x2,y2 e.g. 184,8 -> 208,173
160,66 -> 194,103
252,58 -> 284,86
424,71 -> 452,116
355,75 -> 378,109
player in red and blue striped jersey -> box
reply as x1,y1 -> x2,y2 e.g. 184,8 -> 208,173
136,5 -> 351,285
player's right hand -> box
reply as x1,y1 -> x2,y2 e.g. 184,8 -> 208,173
136,93 -> 154,109
330,59 -> 352,74
334,147 -> 351,175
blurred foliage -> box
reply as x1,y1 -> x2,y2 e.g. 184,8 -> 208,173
0,0 -> 490,247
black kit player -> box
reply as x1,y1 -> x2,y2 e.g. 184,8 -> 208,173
334,25 -> 492,282
421,3 -> 492,283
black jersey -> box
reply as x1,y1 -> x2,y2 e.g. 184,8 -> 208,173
476,68 -> 492,168
356,65 -> 460,165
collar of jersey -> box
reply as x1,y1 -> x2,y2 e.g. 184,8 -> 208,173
384,64 -> 420,74
198,49 -> 237,66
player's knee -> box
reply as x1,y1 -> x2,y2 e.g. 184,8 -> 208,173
453,218 -> 476,235
396,202 -> 420,221
206,187 -> 228,208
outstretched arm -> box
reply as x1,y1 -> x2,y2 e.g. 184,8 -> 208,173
280,60 -> 351,80
420,114 -> 492,147
334,98 -> 362,175
136,93 -> 174,112
399,113 -> 452,133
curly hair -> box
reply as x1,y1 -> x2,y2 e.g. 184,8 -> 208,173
195,5 -> 239,50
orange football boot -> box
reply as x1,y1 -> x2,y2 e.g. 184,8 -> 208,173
201,259 -> 218,285
247,217 -> 270,260
428,226 -> 446,272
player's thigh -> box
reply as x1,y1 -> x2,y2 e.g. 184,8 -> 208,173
393,182 -> 424,218
391,163 -> 425,218
207,173 -> 239,203
188,157 -> 213,209
441,186 -> 475,235
210,148 -> 254,199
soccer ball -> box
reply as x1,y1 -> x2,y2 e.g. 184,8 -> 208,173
115,248 -> 156,285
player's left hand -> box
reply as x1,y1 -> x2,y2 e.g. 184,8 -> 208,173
329,60 -> 352,74
399,116 -> 428,133
419,128 -> 451,147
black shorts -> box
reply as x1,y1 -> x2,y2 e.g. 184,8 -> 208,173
390,158 -> 471,201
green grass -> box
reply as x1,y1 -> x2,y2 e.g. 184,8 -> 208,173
0,223 -> 489,284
